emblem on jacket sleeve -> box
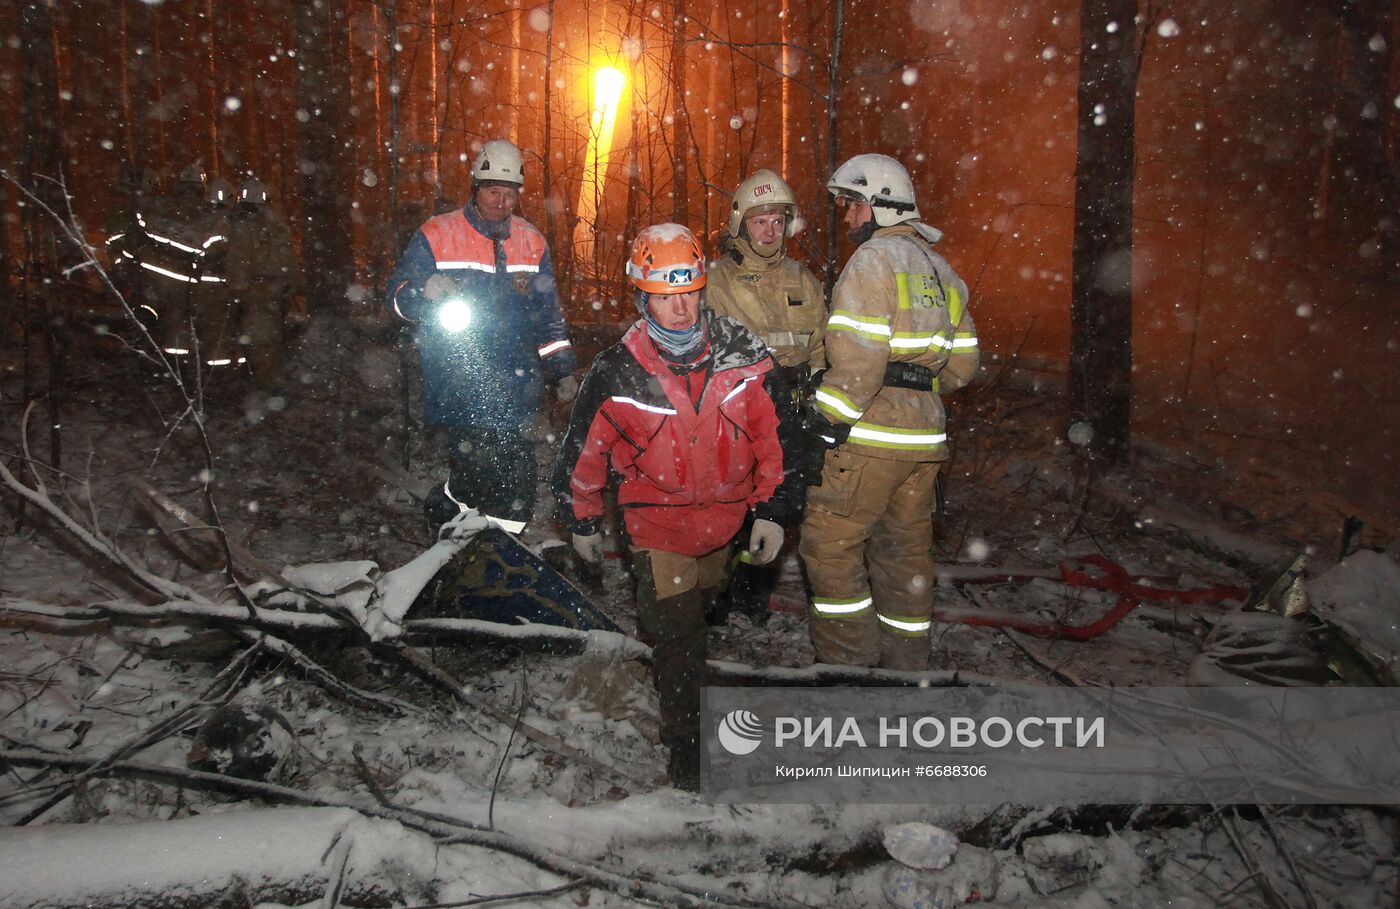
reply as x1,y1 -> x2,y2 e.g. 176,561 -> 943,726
513,273 -> 533,295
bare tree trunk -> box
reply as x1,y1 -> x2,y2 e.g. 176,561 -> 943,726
294,0 -> 356,316
205,0 -> 220,170
542,0 -> 557,246
822,0 -> 844,295
19,1 -> 66,472
1068,0 -> 1140,467
670,0 -> 688,223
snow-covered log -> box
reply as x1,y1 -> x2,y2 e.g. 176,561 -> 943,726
0,807 -> 439,909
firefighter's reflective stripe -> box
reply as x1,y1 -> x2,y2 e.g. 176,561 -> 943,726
140,262 -> 199,283
205,357 -> 247,367
815,387 -> 865,423
848,423 -> 946,453
164,347 -> 191,355
145,231 -> 203,256
202,235 -> 226,249
107,232 -> 126,244
889,332 -> 942,352
949,332 -> 979,349
812,594 -> 874,616
199,274 -> 227,283
827,309 -> 891,342
538,339 -> 572,358
608,396 -> 677,415
879,613 -> 932,636
436,260 -> 496,272
505,264 -> 540,273
139,304 -> 159,319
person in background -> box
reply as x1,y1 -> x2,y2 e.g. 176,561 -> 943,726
387,139 -> 576,536
551,223 -> 802,790
800,154 -> 979,672
227,178 -> 301,390
139,162 -> 227,365
706,169 -> 827,625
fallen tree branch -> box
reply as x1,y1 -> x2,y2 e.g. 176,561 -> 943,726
380,643 -> 649,789
0,748 -> 792,909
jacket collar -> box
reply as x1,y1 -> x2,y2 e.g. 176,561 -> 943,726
725,236 -> 784,272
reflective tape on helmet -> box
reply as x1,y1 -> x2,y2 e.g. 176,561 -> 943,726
812,594 -> 873,616
537,339 -> 572,358
879,613 -> 932,635
814,387 -> 864,423
608,396 -> 677,415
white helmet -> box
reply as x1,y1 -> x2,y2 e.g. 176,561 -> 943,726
827,154 -> 920,228
471,139 -> 525,189
178,162 -> 206,186
727,169 -> 799,239
240,178 -> 270,205
207,176 -> 234,206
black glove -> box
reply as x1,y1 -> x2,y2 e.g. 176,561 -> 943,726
797,406 -> 850,486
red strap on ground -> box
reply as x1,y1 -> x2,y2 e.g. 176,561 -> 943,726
770,554 -> 1249,641
935,554 -> 1247,640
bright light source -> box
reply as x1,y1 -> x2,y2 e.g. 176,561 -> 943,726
574,64 -> 628,273
438,298 -> 472,333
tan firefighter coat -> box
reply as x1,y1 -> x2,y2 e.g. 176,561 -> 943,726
706,237 -> 827,371
813,223 -> 979,461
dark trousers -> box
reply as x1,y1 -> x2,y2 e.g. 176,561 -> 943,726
631,547 -> 727,748
424,426 -> 537,532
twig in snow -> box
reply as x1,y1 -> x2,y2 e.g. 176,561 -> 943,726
399,880 -> 585,908
488,653 -> 527,830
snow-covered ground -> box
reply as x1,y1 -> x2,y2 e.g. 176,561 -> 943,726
1,319 -> 1397,908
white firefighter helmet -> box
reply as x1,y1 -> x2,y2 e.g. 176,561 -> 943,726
240,178 -> 270,205
827,153 -> 920,228
471,139 -> 525,189
179,162 -> 206,186
727,169 -> 799,239
207,176 -> 235,206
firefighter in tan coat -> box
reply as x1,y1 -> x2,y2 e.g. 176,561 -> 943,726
707,169 -> 827,623
800,154 -> 979,671
228,178 -> 302,389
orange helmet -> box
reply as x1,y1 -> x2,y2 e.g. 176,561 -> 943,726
627,223 -> 706,294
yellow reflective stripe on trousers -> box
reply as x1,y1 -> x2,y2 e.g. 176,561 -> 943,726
812,594 -> 873,617
814,386 -> 864,423
847,422 -> 947,453
879,613 -> 932,636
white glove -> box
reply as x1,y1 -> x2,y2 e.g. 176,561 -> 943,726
747,519 -> 784,566
556,374 -> 579,403
423,273 -> 456,302
572,532 -> 603,564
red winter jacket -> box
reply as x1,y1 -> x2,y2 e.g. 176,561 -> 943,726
551,313 -> 802,556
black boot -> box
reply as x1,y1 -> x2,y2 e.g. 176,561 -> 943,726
728,562 -> 771,625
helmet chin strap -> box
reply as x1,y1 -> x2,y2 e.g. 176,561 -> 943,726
749,236 -> 784,259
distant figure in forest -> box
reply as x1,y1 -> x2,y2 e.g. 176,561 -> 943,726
386,139 -> 577,536
103,167 -> 157,325
137,163 -> 228,364
227,178 -> 301,390
706,168 -> 828,626
195,176 -> 237,367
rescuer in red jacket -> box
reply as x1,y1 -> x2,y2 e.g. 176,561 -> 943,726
551,223 -> 802,790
